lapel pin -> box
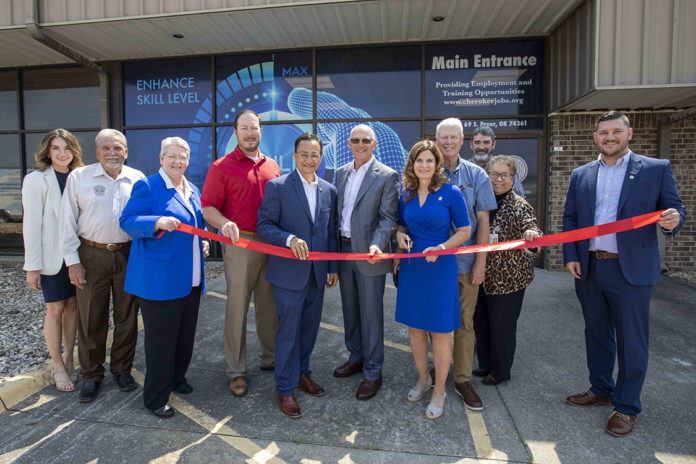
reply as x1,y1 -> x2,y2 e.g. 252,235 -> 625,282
438,196 -> 443,201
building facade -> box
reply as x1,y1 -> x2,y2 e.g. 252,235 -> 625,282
1,0 -> 694,270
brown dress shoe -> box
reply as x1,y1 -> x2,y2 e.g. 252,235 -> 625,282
566,389 -> 613,407
228,376 -> 248,397
333,361 -> 363,378
278,394 -> 301,418
298,373 -> 326,397
455,381 -> 483,410
606,411 -> 636,437
356,375 -> 382,400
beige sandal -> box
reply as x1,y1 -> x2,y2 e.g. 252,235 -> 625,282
51,370 -> 76,392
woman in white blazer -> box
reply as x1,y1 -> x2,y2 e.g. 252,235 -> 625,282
22,129 -> 84,392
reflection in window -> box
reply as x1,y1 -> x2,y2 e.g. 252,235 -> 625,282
125,127 -> 213,191
216,51 -> 312,123
0,71 -> 18,130
317,46 -> 421,119
0,134 -> 22,251
23,67 -> 100,130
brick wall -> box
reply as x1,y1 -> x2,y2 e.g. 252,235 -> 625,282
546,111 -> 695,272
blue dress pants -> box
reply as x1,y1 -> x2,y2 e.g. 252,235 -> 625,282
575,256 -> 652,416
272,269 -> 325,396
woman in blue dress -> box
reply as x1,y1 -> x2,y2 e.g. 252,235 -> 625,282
393,140 -> 470,419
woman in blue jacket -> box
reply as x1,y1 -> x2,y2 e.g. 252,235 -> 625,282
120,137 -> 209,418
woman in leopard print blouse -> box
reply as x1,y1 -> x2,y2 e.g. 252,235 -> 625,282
473,155 -> 542,386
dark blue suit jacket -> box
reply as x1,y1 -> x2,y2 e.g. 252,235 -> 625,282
257,170 -> 338,291
562,152 -> 686,286
120,173 -> 206,300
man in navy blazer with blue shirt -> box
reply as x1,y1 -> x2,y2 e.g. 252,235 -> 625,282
563,111 -> 685,437
257,132 -> 338,419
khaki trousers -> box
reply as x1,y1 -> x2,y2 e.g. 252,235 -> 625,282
76,243 -> 139,382
452,272 -> 480,383
222,240 -> 277,378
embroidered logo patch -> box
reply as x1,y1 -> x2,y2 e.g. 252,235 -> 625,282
93,185 -> 106,197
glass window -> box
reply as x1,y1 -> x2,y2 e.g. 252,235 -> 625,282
123,57 -> 213,127
317,120 -> 420,182
22,68 -> 100,129
24,131 -> 98,172
0,134 -> 22,251
216,51 -> 312,123
125,127 -> 213,191
492,138 -> 538,208
316,46 -> 421,119
0,71 -> 18,130
216,123 -> 312,178
425,40 -> 544,117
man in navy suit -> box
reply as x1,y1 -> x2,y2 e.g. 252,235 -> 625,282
563,111 -> 686,437
257,133 -> 338,418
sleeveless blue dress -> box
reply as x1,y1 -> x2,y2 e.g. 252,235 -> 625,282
395,183 -> 470,333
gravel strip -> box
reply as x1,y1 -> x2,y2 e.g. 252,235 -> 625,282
0,260 -> 224,381
1,259 -> 693,380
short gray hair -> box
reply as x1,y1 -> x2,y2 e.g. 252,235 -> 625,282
436,118 -> 463,138
486,155 -> 517,176
95,128 -> 127,147
350,124 -> 376,140
160,137 -> 190,157
471,125 -> 496,142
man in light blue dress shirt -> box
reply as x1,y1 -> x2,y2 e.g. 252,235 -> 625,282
436,118 -> 497,411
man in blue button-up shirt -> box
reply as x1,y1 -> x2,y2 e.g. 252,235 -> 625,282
436,118 -> 497,412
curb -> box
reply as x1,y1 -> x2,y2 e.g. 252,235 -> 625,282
0,316 -> 145,414
0,361 -> 54,413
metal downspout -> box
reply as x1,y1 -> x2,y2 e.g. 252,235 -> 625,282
25,0 -> 110,128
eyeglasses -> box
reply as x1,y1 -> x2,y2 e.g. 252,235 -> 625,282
164,154 -> 188,161
349,138 -> 373,145
488,172 -> 512,180
298,153 -> 321,161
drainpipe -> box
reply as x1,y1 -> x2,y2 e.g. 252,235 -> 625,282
656,106 -> 695,272
25,0 -> 110,128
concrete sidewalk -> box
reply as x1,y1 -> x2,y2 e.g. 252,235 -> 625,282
0,269 -> 694,463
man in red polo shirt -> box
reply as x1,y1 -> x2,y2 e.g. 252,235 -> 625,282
201,110 -> 281,397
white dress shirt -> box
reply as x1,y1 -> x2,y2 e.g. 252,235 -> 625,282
159,168 -> 201,287
340,156 -> 375,238
286,171 -> 318,247
60,163 -> 145,266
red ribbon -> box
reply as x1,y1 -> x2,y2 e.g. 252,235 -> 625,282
174,210 -> 664,261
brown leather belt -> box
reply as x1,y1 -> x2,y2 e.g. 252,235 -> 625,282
239,229 -> 259,239
341,236 -> 351,243
590,250 -> 619,259
80,237 -> 130,251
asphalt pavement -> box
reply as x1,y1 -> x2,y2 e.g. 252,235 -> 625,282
0,269 -> 694,464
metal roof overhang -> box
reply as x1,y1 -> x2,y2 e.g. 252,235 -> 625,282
2,0 -> 582,66
556,85 -> 696,112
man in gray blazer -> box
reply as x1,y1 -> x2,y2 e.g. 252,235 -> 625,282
333,124 -> 400,400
